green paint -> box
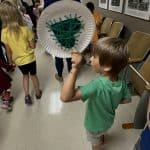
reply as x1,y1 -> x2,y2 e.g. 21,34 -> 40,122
46,14 -> 84,51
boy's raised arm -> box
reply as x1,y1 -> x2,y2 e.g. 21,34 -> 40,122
60,52 -> 83,102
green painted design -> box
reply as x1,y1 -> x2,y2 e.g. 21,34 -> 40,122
46,14 -> 84,51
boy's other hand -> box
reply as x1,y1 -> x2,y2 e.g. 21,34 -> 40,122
71,51 -> 83,69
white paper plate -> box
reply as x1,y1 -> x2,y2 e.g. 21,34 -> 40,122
37,1 -> 95,58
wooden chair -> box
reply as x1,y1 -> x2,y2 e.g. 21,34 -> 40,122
107,21 -> 124,38
99,17 -> 113,37
122,56 -> 150,129
121,31 -> 150,82
128,31 -> 150,64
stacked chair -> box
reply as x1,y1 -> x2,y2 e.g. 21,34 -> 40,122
99,17 -> 124,38
122,56 -> 150,129
121,31 -> 150,83
98,15 -> 150,130
128,31 -> 150,64
107,21 -> 124,38
99,17 -> 113,38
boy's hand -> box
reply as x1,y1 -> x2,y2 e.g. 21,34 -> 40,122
71,51 -> 83,69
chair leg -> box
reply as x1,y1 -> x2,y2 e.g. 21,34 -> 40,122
122,92 -> 150,130
133,91 -> 150,129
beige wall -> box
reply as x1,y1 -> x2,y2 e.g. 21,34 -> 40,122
82,0 -> 150,41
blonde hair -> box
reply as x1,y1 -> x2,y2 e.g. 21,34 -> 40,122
0,1 -> 25,38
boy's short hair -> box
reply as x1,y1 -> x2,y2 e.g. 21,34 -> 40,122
92,37 -> 129,75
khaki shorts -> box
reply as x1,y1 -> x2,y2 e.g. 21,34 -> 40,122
86,130 -> 105,146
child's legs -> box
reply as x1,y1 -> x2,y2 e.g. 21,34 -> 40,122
28,61 -> 41,95
55,57 -> 64,77
66,58 -> 72,72
23,74 -> 30,96
86,130 -> 105,150
30,75 -> 40,95
18,67 -> 30,96
92,143 -> 102,150
18,61 -> 38,96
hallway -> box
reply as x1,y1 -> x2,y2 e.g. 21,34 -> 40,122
0,47 -> 141,150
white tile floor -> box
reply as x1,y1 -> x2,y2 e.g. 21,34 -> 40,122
0,47 -> 141,150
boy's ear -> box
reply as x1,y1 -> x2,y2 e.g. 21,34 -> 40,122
103,66 -> 112,72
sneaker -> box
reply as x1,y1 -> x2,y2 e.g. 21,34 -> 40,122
55,74 -> 63,82
1,100 -> 12,111
2,91 -> 11,101
25,95 -> 33,105
35,90 -> 42,99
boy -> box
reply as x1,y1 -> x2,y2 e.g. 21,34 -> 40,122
61,37 -> 131,150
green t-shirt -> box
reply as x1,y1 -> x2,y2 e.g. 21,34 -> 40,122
80,76 -> 131,133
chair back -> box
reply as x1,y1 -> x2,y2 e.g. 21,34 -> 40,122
128,31 -> 150,63
130,56 -> 150,95
107,21 -> 124,38
139,56 -> 150,84
100,17 -> 113,34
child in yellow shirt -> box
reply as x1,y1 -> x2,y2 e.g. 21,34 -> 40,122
0,1 -> 42,104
